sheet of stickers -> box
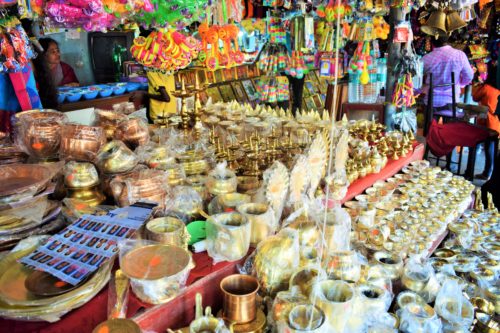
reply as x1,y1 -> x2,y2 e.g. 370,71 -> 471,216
20,203 -> 154,285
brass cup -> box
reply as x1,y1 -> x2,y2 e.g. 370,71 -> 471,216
373,251 -> 404,280
220,274 -> 259,324
396,291 -> 426,311
287,304 -> 325,332
237,203 -> 275,247
206,212 -> 251,262
145,217 -> 189,249
402,269 -> 431,293
311,280 -> 354,332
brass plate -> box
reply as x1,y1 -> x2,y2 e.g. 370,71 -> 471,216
25,270 -> 85,297
121,244 -> 190,280
93,318 -> 141,333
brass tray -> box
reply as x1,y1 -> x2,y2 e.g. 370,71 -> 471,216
0,164 -> 52,198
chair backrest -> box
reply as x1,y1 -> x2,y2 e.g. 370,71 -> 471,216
423,72 -> 458,136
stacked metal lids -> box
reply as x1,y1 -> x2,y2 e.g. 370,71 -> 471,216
0,164 -> 63,251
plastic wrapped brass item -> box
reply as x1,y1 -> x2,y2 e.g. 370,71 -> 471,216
433,248 -> 456,262
145,217 -> 189,249
310,280 -> 354,333
190,293 -> 229,333
287,216 -> 320,248
272,290 -> 309,323
398,303 -> 439,333
237,203 -> 275,247
471,297 -> 495,316
208,193 -> 251,215
373,251 -> 404,280
92,318 -> 141,333
237,176 -> 261,193
110,169 -> 167,207
220,274 -> 259,324
96,141 -> 138,174
60,124 -> 106,162
120,244 -> 192,304
396,291 -> 426,311
16,110 -> 67,160
63,161 -> 100,189
325,251 -> 361,282
66,186 -> 106,207
402,269 -> 431,293
289,267 -> 321,298
206,166 -> 237,196
206,212 -> 251,263
187,175 -> 208,201
283,304 -> 325,333
114,118 -> 150,149
485,285 -> 500,315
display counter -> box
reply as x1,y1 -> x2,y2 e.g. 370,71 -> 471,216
59,91 -> 147,112
0,143 -> 426,333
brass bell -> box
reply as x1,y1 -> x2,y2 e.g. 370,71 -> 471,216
446,10 -> 467,32
421,9 -> 447,38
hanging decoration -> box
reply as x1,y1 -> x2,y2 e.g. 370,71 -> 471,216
254,76 -> 289,103
44,0 -> 116,31
0,17 -> 35,73
198,23 -> 245,71
132,0 -> 209,29
130,29 -> 201,72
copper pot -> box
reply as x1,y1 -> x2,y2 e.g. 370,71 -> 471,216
110,169 -> 167,207
96,140 -> 138,174
60,124 -> 106,162
220,274 -> 259,324
16,110 -> 67,159
115,118 -> 150,149
94,109 -> 128,140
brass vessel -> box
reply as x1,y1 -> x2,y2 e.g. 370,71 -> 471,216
206,212 -> 251,262
237,203 -> 275,247
114,118 -> 150,149
63,161 -> 100,189
220,274 -> 259,324
145,217 -> 189,249
60,124 -> 106,162
96,140 -> 138,174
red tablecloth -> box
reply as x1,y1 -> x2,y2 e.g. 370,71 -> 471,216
1,143 -> 425,333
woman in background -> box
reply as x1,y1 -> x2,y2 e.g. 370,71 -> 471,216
37,37 -> 79,87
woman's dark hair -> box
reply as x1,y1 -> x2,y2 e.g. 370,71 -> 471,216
485,61 -> 497,88
32,37 -> 59,109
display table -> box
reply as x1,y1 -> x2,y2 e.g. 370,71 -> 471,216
0,143 -> 426,333
59,91 -> 147,112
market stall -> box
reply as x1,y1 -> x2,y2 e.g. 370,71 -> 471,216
0,0 -> 498,332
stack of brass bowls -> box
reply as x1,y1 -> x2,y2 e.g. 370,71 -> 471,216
60,124 -> 106,162
15,109 -> 67,160
110,169 -> 168,207
0,241 -> 111,321
63,161 -> 105,207
0,143 -> 27,165
145,216 -> 190,249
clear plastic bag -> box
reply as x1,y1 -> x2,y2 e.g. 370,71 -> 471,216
434,279 -> 474,332
110,169 -> 168,207
206,161 -> 237,196
398,303 -> 442,333
205,212 -> 251,264
114,118 -> 150,150
59,123 -> 106,162
164,186 -> 203,223
253,228 -> 300,296
402,255 -> 439,303
14,110 -> 67,160
118,239 -> 193,304
237,202 -> 277,247
95,140 -> 138,174
208,193 -> 251,215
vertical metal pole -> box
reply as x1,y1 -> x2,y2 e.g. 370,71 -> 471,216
384,6 -> 406,129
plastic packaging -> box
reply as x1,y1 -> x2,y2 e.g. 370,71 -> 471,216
60,123 -> 106,162
237,202 -> 277,247
402,256 -> 439,303
135,143 -> 176,170
205,212 -> 250,264
208,193 -> 251,215
110,169 -> 168,207
398,302 -> 442,333
253,228 -> 300,296
15,110 -> 67,160
96,140 -> 138,174
271,287 -> 309,327
206,161 -> 237,196
118,239 -> 193,304
114,118 -> 150,150
164,186 -> 203,223
434,279 -> 474,332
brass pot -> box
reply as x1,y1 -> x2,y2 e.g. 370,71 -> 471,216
206,212 -> 251,262
63,161 -> 100,189
66,185 -> 106,207
220,274 -> 259,324
289,267 -> 321,298
396,291 -> 426,311
96,140 -> 138,174
311,280 -> 354,332
164,164 -> 186,186
60,124 -> 106,162
402,268 -> 431,293
433,248 -> 456,262
115,118 -> 150,149
110,169 -> 167,207
237,176 -> 261,193
272,290 -> 309,323
145,216 -> 189,249
187,175 -> 208,201
325,251 -> 361,282
373,251 -> 404,280
206,171 -> 237,196
144,146 -> 176,170
288,215 -> 320,248
237,203 -> 275,247
16,110 -> 66,159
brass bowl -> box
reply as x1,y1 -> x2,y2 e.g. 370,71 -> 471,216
485,285 -> 500,314
470,266 -> 496,284
63,161 -> 100,189
402,269 -> 431,293
208,193 -> 251,215
114,118 -> 150,149
206,171 -> 237,196
96,140 -> 138,174
16,110 -> 66,159
287,304 -> 325,332
373,251 -> 404,280
60,124 -> 106,162
237,176 -> 261,193
433,248 -> 456,261
289,267 -> 321,297
396,291 -> 426,311
357,283 -> 391,313
206,212 -> 250,262
325,251 -> 361,282
145,216 -> 189,249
